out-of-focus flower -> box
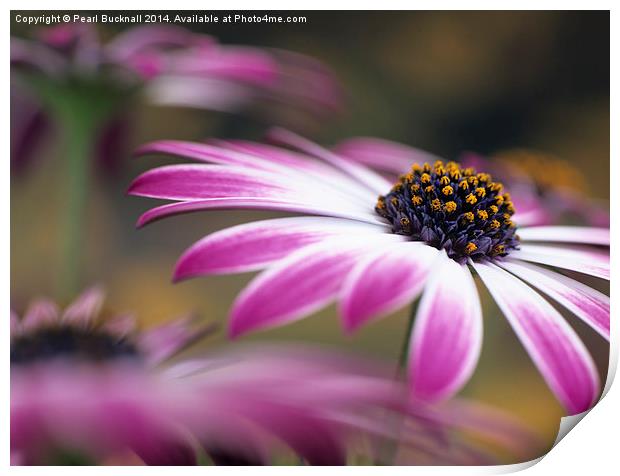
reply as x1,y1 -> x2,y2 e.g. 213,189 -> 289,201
129,130 -> 609,415
465,149 -> 609,227
11,287 -> 539,465
10,23 -> 343,174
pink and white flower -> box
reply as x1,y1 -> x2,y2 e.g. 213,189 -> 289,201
129,130 -> 609,415
11,287 -> 535,465
11,23 -> 342,173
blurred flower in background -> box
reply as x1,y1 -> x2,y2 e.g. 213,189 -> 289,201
10,287 -> 540,465
11,22 -> 343,296
129,130 -> 609,415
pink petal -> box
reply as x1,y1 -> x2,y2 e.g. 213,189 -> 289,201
134,140 -> 377,203
139,316 -> 219,365
511,244 -> 609,280
268,128 -> 391,194
61,286 -> 105,328
334,137 -> 442,176
101,314 -> 138,339
106,24 -> 196,60
473,262 -> 599,414
21,299 -> 60,332
409,253 -> 483,402
175,217 -> 386,279
339,243 -> 439,333
229,237 -> 397,338
499,260 -> 609,340
135,197 -> 382,228
128,164 -> 298,201
518,226 -> 610,246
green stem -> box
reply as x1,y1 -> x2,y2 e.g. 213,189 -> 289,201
58,109 -> 97,298
396,302 -> 418,378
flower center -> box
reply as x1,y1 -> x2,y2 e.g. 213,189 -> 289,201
376,161 -> 519,263
10,326 -> 140,365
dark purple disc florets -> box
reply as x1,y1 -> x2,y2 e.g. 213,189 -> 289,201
376,160 -> 520,264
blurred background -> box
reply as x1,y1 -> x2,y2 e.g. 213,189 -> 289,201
11,11 -> 609,461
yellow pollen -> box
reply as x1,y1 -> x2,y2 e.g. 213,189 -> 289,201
425,185 -> 435,193
495,196 -> 504,206
463,167 -> 475,176
391,183 -> 403,193
435,166 -> 445,176
467,176 -> 479,186
492,244 -> 506,256
458,180 -> 469,190
390,197 -> 399,206
503,192 -> 512,201
421,173 -> 431,184
489,219 -> 501,229
404,173 -> 414,182
489,205 -> 499,214
431,198 -> 441,211
411,184 -> 420,192
400,217 -> 411,227
477,210 -> 489,220
465,193 -> 477,205
477,173 -> 491,182
475,187 -> 486,197
439,176 -> 451,186
412,195 -> 423,206
411,164 -> 422,173
505,202 -> 516,213
443,201 -> 457,213
422,163 -> 431,172
489,182 -> 503,193
376,197 -> 386,209
446,161 -> 459,169
465,242 -> 478,254
462,211 -> 475,222
442,186 -> 454,196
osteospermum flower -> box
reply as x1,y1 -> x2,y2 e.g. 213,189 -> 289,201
129,129 -> 609,415
11,22 -> 342,173
11,288 -> 535,465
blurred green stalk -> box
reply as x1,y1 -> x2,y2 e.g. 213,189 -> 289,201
55,99 -> 99,298
29,76 -> 120,299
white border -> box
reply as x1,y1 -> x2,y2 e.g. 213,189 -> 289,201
4,2 -> 616,474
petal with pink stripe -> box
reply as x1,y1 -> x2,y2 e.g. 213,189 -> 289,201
135,197 -> 383,228
229,236 -> 399,338
409,253 -> 483,402
339,243 -> 439,333
518,226 -> 610,246
510,244 -> 609,280
499,260 -> 609,340
175,217 -> 386,279
473,262 -> 599,414
128,164 -> 298,201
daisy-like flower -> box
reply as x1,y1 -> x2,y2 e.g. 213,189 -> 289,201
129,129 -> 609,415
11,22 -> 342,173
11,287 -> 536,465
